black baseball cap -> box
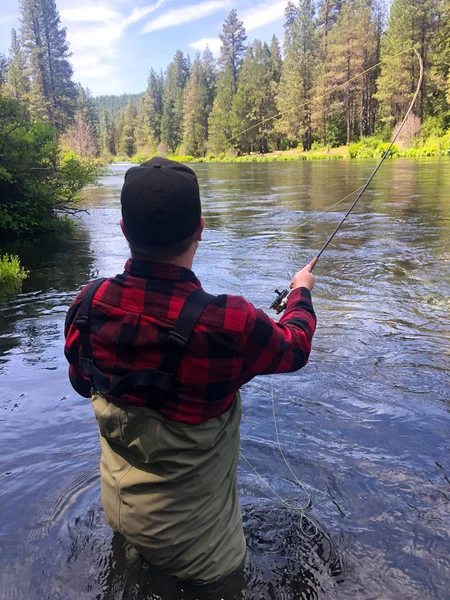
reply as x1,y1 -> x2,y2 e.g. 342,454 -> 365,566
121,157 -> 201,247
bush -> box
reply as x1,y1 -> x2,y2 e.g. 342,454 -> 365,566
0,254 -> 29,297
348,137 -> 399,159
0,98 -> 107,239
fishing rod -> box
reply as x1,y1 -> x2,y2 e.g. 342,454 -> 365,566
270,48 -> 424,314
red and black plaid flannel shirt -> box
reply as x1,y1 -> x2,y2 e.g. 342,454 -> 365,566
64,259 -> 316,425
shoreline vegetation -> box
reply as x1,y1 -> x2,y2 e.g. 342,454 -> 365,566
116,132 -> 450,164
98,129 -> 450,168
0,254 -> 29,297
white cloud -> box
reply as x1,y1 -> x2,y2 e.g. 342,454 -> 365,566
61,1 -> 169,93
124,0 -> 167,26
241,0 -> 287,32
190,37 -> 222,55
60,6 -> 120,22
141,0 -> 230,34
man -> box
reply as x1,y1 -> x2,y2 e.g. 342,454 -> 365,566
64,157 -> 316,584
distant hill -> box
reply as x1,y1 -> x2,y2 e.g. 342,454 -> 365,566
94,93 -> 144,120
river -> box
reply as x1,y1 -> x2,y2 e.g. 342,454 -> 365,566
0,160 -> 449,600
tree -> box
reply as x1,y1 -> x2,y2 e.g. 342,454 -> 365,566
208,60 -> 235,154
202,46 -> 217,106
316,0 -> 342,55
99,110 -> 115,156
134,68 -> 163,152
0,97 -> 105,239
61,111 -> 98,158
269,35 -> 282,84
119,101 -> 137,157
218,9 -> 247,88
76,84 -> 99,134
182,57 -> 210,156
277,0 -> 316,150
0,55 -> 9,95
325,0 -> 378,144
6,29 -> 30,109
19,0 -> 77,131
283,1 -> 298,48
161,50 -> 188,153
375,0 -> 439,127
231,41 -> 276,153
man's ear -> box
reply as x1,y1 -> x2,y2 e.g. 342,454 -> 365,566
120,218 -> 130,242
196,217 -> 205,242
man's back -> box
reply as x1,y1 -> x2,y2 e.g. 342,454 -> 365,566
64,157 -> 317,583
65,258 -> 316,423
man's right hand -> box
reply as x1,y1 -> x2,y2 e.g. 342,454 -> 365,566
290,261 -> 316,291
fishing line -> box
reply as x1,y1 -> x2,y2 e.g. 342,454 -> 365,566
240,381 -> 318,537
238,48 -> 424,526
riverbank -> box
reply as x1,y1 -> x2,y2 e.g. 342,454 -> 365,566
110,135 -> 450,165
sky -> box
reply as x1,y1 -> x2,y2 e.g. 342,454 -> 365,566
0,0 -> 287,96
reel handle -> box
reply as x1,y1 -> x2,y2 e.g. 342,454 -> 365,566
270,256 -> 319,313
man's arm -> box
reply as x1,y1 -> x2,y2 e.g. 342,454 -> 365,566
239,263 -> 317,384
64,290 -> 92,398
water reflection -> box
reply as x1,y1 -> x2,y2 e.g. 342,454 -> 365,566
1,160 -> 449,600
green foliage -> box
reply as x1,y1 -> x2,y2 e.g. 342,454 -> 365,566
218,9 -> 247,88
119,102 -> 137,157
348,137 -> 400,158
0,97 -> 106,239
182,58 -> 211,157
19,0 -> 77,131
161,51 -> 189,154
0,254 -> 29,296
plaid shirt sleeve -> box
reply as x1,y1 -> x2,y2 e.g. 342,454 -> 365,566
64,287 -> 92,398
239,286 -> 316,384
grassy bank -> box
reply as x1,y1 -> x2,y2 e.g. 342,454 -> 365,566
110,134 -> 450,165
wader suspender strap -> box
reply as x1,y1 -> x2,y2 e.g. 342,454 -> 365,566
75,280 -> 216,398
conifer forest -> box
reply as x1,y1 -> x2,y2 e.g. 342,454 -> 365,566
1,0 -> 450,238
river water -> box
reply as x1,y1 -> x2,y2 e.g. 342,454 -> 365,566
0,160 -> 449,600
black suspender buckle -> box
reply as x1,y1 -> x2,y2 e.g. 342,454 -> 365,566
166,330 -> 188,350
75,315 -> 90,333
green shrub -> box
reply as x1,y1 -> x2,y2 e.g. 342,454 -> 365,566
348,137 -> 399,159
0,98 -> 107,240
0,254 -> 29,297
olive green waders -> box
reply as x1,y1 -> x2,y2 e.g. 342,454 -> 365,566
92,391 -> 246,583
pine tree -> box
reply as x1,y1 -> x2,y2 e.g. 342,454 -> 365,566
269,35 -> 282,84
134,68 -> 163,152
435,0 -> 450,112
202,46 -> 217,106
218,9 -> 247,88
76,84 -> 99,138
0,55 -> 9,94
19,0 -> 77,131
208,60 -> 235,154
119,101 -> 137,157
311,0 -> 343,145
232,41 -> 275,153
182,57 -> 210,156
284,1 -> 298,48
277,0 -> 316,150
375,0 -> 439,127
7,29 -> 30,107
99,110 -> 116,156
316,0 -> 342,55
161,50 -> 188,153
325,0 -> 378,144
114,110 -> 125,155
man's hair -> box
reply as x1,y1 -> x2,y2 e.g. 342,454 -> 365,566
128,231 -> 197,262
